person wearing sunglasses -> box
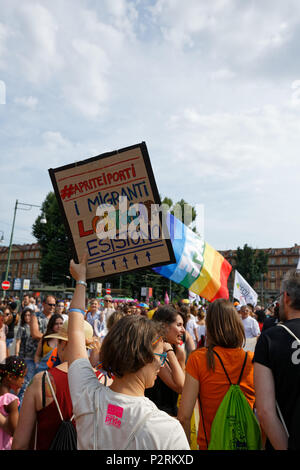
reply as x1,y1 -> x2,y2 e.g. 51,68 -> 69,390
18,295 -> 56,405
66,253 -> 189,450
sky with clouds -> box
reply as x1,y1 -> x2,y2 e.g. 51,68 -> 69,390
0,0 -> 299,253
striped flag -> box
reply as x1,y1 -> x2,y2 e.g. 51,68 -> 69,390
153,214 -> 232,302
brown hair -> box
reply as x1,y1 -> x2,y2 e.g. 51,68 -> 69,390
100,315 -> 163,378
206,299 -> 245,370
106,310 -> 125,331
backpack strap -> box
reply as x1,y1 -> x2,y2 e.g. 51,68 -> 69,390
42,371 -> 46,408
45,371 -> 75,422
45,371 -> 64,421
277,323 -> 300,343
212,350 -> 232,385
237,352 -> 248,386
213,350 -> 248,386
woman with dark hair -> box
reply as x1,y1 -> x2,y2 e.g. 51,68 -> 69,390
145,305 -> 186,417
15,308 -> 32,358
66,254 -> 189,450
255,309 -> 266,332
3,305 -> 18,355
34,314 -> 64,373
178,298 -> 257,450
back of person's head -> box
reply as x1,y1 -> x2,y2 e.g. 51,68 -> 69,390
179,305 -> 190,317
206,299 -> 245,370
100,315 -> 163,378
0,355 -> 27,382
190,305 -> 198,316
9,301 -> 18,312
256,309 -> 266,323
281,270 -> 300,310
106,310 -> 125,331
197,310 -> 205,321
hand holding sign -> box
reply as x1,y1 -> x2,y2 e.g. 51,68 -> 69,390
49,142 -> 175,281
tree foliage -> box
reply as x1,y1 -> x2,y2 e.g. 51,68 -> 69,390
233,244 -> 269,287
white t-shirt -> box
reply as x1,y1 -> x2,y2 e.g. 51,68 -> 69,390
196,324 -> 206,341
242,316 -> 261,338
68,358 -> 189,451
185,318 -> 198,342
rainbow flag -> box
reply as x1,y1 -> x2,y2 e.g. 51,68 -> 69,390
153,214 -> 232,302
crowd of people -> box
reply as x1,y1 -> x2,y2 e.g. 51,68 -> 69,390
0,257 -> 299,451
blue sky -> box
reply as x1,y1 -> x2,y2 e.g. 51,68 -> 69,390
0,0 -> 299,251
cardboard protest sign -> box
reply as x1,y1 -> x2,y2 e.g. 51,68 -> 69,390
49,142 -> 175,281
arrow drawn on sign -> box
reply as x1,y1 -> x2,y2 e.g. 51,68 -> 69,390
134,254 -> 139,265
112,260 -> 117,270
100,262 -> 105,273
123,257 -> 128,269
146,251 -> 151,262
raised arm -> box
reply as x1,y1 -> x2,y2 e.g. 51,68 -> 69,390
30,313 -> 43,340
67,253 -> 89,366
158,342 -> 186,394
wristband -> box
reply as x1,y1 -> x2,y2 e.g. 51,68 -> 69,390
76,280 -> 87,287
68,308 -> 86,316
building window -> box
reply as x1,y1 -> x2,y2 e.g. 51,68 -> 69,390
281,258 -> 288,265
270,271 -> 276,279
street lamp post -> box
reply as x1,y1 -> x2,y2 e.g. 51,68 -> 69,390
3,199 -> 46,297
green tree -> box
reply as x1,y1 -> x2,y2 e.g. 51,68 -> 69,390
233,244 -> 269,287
161,197 -> 197,230
32,192 -> 195,299
32,192 -> 73,286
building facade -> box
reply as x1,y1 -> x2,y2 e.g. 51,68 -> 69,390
0,243 -> 42,290
220,243 -> 300,305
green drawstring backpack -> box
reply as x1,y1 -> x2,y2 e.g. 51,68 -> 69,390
199,350 -> 262,450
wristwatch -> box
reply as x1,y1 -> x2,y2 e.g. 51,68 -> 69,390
76,280 -> 87,287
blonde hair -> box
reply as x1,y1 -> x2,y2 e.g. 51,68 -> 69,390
206,299 -> 245,370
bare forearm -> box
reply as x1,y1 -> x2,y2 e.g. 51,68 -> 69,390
15,339 -> 20,356
257,411 -> 288,450
68,255 -> 89,365
167,352 -> 185,387
178,416 -> 191,443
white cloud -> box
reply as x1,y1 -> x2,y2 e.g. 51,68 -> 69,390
14,96 -> 38,109
16,3 -> 62,84
0,0 -> 300,251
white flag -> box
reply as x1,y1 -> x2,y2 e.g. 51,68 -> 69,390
233,270 -> 258,307
189,290 -> 201,305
